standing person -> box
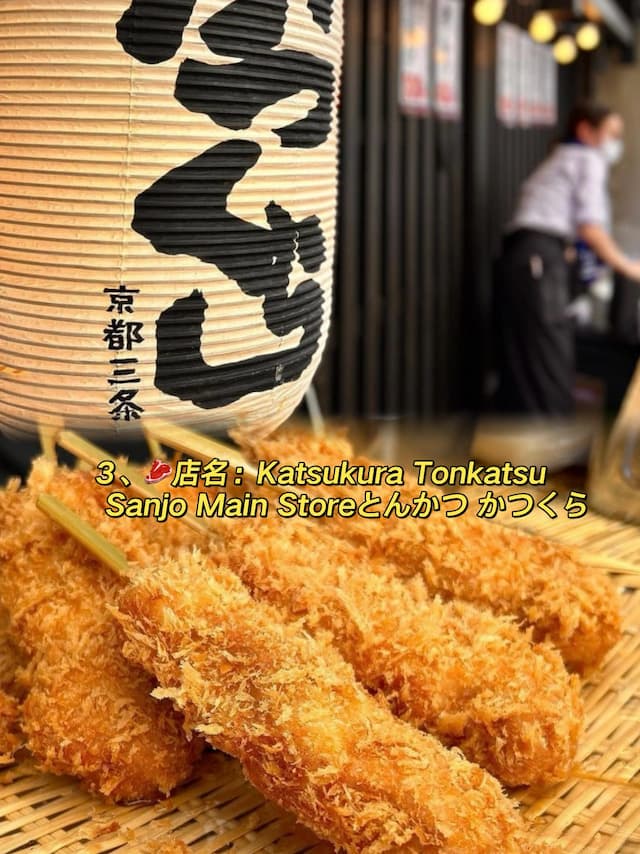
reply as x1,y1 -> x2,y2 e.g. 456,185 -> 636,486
495,102 -> 640,415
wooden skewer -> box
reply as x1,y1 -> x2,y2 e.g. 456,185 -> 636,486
57,430 -> 209,537
38,424 -> 60,463
36,494 -> 130,579
304,386 -> 325,437
145,433 -> 165,465
580,555 -> 640,576
58,432 -> 139,486
143,420 -> 308,498
144,419 -> 259,480
571,768 -> 640,793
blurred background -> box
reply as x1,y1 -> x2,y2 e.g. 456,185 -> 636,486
314,0 -> 640,421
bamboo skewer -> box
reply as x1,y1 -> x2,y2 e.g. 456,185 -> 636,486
37,424 -> 59,464
58,431 -> 146,492
56,430 -> 209,537
143,420 -> 259,480
304,386 -> 325,437
145,433 -> 165,466
580,555 -> 640,576
36,494 -> 130,579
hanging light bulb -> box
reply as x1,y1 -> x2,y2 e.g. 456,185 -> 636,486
576,22 -> 601,51
473,0 -> 507,27
529,11 -> 557,43
554,34 -> 578,64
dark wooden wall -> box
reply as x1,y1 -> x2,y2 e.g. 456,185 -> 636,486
316,0 -> 585,417
464,2 -> 582,407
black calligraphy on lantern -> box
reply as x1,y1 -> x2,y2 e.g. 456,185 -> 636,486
104,287 -> 145,421
176,0 -> 335,149
117,0 -> 334,60
104,284 -> 140,315
109,389 -> 144,422
108,358 -> 141,386
103,319 -> 145,352
135,141 -> 325,408
117,0 -> 198,64
116,0 -> 336,412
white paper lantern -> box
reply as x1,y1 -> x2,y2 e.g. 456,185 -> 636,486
0,0 -> 343,436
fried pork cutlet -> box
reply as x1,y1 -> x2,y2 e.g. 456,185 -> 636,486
42,463 -> 582,787
217,513 -> 582,788
0,463 -> 203,802
240,429 -> 621,674
114,550 -> 554,854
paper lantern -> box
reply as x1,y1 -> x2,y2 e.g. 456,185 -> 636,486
0,0 -> 343,436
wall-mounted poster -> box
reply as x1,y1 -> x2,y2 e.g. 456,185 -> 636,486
531,42 -> 543,125
399,0 -> 432,116
496,22 -> 519,127
434,0 -> 463,120
497,25 -> 557,129
518,28 -> 534,127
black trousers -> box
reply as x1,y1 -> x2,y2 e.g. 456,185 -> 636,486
495,229 -> 576,416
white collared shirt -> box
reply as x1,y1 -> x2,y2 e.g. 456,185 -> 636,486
509,143 -> 610,240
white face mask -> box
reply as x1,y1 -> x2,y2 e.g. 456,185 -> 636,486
601,137 -> 624,165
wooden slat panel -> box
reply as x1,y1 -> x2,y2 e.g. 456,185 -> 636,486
336,0 -> 364,417
383,0 -> 403,415
362,0 -> 385,415
403,117 -> 421,416
321,1 -> 585,419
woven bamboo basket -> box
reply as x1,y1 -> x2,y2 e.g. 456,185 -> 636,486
0,1 -> 342,436
0,498 -> 638,853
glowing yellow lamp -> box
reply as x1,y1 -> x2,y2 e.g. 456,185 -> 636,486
554,34 -> 578,64
576,22 -> 601,51
529,11 -> 556,43
473,0 -> 507,27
